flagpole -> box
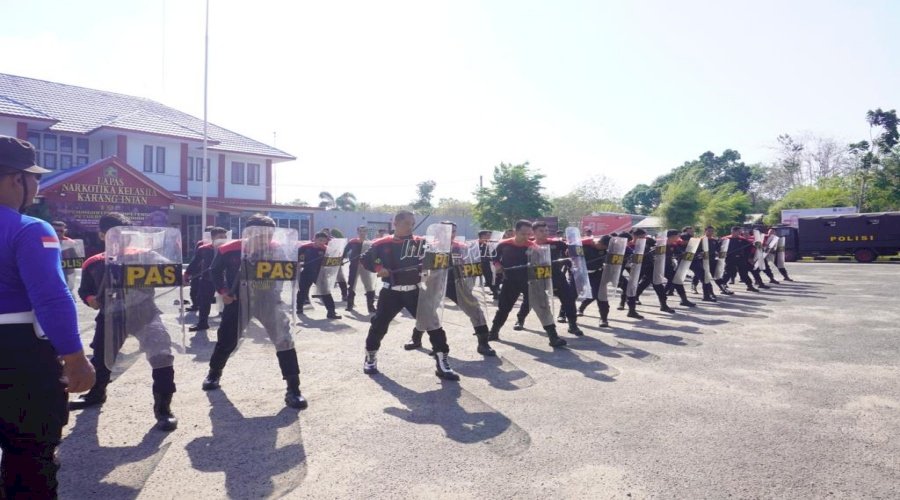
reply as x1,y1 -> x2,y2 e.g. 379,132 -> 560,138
201,0 -> 209,228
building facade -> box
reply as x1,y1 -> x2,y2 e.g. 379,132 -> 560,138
0,73 -> 316,255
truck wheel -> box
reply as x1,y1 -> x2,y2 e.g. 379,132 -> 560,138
784,250 -> 798,262
854,248 -> 877,263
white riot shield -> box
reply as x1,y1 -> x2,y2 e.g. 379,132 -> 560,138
103,227 -> 183,372
358,240 -> 377,293
597,236 -> 627,301
452,241 -> 489,328
652,238 -> 667,285
239,226 -> 297,352
765,234 -> 779,264
527,245 -> 555,326
700,237 -> 712,285
60,239 -> 85,292
626,238 -> 647,297
672,237 -> 701,285
714,238 -> 730,280
564,227 -> 592,300
776,236 -> 786,268
416,224 -> 452,332
314,238 -> 347,296
752,229 -> 766,270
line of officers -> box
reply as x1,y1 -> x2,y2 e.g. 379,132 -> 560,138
2,195 -> 795,497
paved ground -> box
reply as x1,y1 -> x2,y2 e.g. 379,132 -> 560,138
56,263 -> 900,499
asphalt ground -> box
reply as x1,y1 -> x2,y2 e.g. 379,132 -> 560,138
54,263 -> 900,499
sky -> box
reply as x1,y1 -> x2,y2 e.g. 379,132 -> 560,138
2,0 -> 898,205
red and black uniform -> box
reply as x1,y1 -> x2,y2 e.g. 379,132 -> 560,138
77,252 -> 176,397
185,242 -> 216,328
207,239 -> 300,379
517,238 -> 579,327
579,238 -> 605,314
298,241 -> 337,315
663,238 -> 694,304
361,235 -> 449,354
488,238 -> 562,340
721,234 -> 755,289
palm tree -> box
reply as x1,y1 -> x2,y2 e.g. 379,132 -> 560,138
318,191 -> 335,209
335,192 -> 357,211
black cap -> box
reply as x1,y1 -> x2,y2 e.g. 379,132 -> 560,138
0,136 -> 51,174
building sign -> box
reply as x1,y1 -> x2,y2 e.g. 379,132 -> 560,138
781,207 -> 858,228
581,214 -> 633,235
40,159 -> 173,232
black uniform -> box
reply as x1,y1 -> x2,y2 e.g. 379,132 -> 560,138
297,242 -> 338,315
343,237 -> 376,311
207,239 -> 301,381
722,235 -> 756,290
517,238 -> 580,330
478,240 -> 498,296
361,235 -> 449,354
185,242 -> 216,328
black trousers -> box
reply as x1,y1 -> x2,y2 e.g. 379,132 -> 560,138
194,279 -> 216,325
89,314 -> 176,395
777,265 -> 791,280
189,276 -> 200,305
346,261 -> 360,305
209,301 -> 300,378
723,259 -> 754,288
481,260 -> 497,294
365,288 -> 449,353
580,270 -> 603,313
297,276 -> 313,309
490,278 -> 533,329
0,324 -> 68,499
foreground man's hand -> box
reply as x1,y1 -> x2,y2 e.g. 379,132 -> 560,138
61,351 -> 96,393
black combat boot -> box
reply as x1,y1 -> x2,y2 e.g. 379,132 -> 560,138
702,283 -> 717,302
284,375 -> 308,410
488,324 -> 501,342
345,291 -> 356,312
626,297 -> 644,319
434,352 -> 460,381
567,319 -> 584,336
513,319 -> 525,331
598,301 -> 611,328
69,381 -> 108,410
578,299 -> 591,316
403,329 -> 423,350
153,392 -> 178,432
337,281 -> 348,301
676,285 -> 696,307
475,326 -> 496,356
365,291 -> 377,313
545,325 -> 567,348
202,369 -> 222,391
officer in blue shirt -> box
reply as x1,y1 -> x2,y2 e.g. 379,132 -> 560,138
0,136 -> 95,498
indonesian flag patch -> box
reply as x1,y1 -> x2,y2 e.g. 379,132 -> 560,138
41,236 -> 60,249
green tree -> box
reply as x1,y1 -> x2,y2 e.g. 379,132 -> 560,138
622,183 -> 661,215
412,180 -> 437,210
318,191 -> 357,211
850,108 -> 898,211
550,174 -> 623,227
764,179 -> 855,225
698,184 -> 751,234
474,162 -> 551,229
433,197 -> 475,217
657,179 -> 702,230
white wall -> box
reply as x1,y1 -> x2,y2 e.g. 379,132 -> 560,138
222,153 -> 267,201
125,133 -> 182,192
0,118 -> 17,137
185,153 -> 219,197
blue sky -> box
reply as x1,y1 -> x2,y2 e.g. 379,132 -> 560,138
2,0 -> 897,204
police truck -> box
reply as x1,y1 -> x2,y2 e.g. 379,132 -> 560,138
774,212 -> 900,263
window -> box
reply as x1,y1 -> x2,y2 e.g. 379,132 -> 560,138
43,134 -> 57,151
247,163 -> 260,186
59,136 -> 73,153
155,146 -> 166,173
76,138 -> 89,155
231,161 -> 245,184
26,131 -> 91,171
43,153 -> 57,170
143,145 -> 154,172
60,155 -> 73,170
188,157 -> 211,182
76,156 -> 89,167
27,131 -> 40,149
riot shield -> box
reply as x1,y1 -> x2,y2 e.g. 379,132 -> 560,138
597,236 -> 627,301
103,227 -> 183,372
765,234 -> 779,264
564,227 -> 592,300
239,226 -> 297,352
776,236 -> 786,268
672,237 -> 701,285
652,236 -> 667,285
714,238 -> 730,280
60,239 -> 85,292
416,224 -> 452,332
452,240 -> 490,328
626,238 -> 647,298
527,244 -> 556,326
314,238 -> 347,296
700,237 -> 712,285
358,240 -> 378,293
752,229 -> 766,270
